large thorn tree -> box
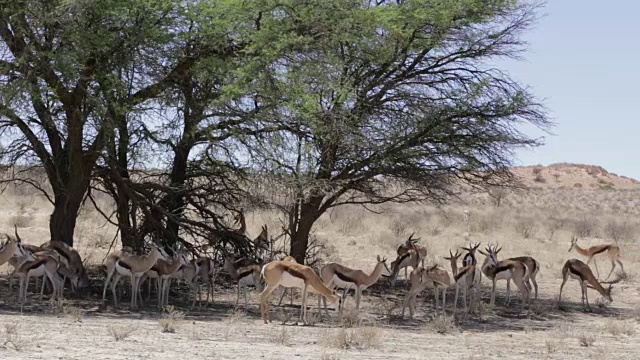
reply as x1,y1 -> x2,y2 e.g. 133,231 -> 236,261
249,0 -> 550,263
0,1 -> 188,246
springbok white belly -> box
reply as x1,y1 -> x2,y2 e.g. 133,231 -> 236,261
332,275 -> 358,290
279,271 -> 304,288
28,265 -> 46,277
568,272 -> 583,281
238,273 -> 257,286
115,262 -> 133,276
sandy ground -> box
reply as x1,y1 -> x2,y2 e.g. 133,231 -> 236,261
0,270 -> 639,360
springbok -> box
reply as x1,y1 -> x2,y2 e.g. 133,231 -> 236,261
478,244 -> 530,313
260,260 -> 341,325
318,255 -> 389,316
401,264 -> 451,318
568,236 -> 624,280
558,259 -> 616,311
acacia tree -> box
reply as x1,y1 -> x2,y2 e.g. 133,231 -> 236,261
249,0 -> 550,263
0,1 -> 215,246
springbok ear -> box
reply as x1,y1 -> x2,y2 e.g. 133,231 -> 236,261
496,247 -> 502,254
478,250 -> 487,256
377,255 -> 381,262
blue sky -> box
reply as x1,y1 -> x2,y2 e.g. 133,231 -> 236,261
502,1 -> 640,179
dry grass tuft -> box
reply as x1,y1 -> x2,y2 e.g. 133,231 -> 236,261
426,314 -> 458,334
603,319 -> 635,336
339,307 -> 361,328
322,326 -> 382,350
578,333 -> 595,347
545,339 -> 560,355
64,305 -> 85,323
159,305 -> 185,333
109,325 -> 135,341
2,323 -> 24,351
272,326 -> 291,346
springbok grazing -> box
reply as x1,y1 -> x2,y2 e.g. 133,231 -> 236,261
12,226 -> 89,294
276,255 -> 297,307
396,233 -> 420,279
170,256 -> 201,308
260,260 -> 341,325
478,244 -> 530,313
102,245 -> 169,309
223,255 -> 262,307
443,249 -> 462,276
558,259 -> 616,311
14,249 -> 65,304
401,264 -> 451,318
318,255 -> 390,316
568,236 -> 624,280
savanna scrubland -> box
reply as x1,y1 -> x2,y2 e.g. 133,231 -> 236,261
1,163 -> 639,360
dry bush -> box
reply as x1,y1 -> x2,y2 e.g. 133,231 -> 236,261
603,220 -> 636,243
545,339 -> 560,355
64,305 -> 85,323
159,305 -> 185,333
514,217 -> 537,239
109,325 -> 135,341
426,314 -> 458,334
603,320 -> 635,336
390,218 -> 409,238
573,216 -> 598,237
578,334 -> 595,347
322,327 -> 382,350
338,213 -> 365,235
8,214 -> 34,228
272,326 -> 291,346
339,307 -> 361,328
2,323 -> 24,351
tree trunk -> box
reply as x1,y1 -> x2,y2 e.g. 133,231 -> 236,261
49,192 -> 84,246
164,142 -> 190,248
289,200 -> 322,264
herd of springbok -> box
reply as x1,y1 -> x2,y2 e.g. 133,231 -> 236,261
0,224 -> 626,325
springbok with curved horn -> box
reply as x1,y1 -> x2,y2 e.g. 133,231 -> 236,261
401,264 -> 451,318
568,236 -> 624,280
318,255 -> 390,316
396,233 -> 421,279
558,259 -> 617,311
478,244 -> 530,313
260,260 -> 341,325
443,249 -> 462,276
462,242 -> 481,267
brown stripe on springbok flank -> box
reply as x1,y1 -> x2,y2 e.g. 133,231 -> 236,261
24,258 -> 47,272
334,270 -> 357,284
454,267 -> 471,282
117,260 -> 132,271
282,265 -> 308,281
237,269 -> 255,280
50,246 -> 71,262
592,246 -> 610,256
568,265 -> 585,281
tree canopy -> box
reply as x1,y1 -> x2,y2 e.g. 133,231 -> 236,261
0,0 -> 549,263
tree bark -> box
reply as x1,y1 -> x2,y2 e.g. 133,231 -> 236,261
164,142 -> 190,248
288,199 -> 322,264
49,187 -> 86,246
